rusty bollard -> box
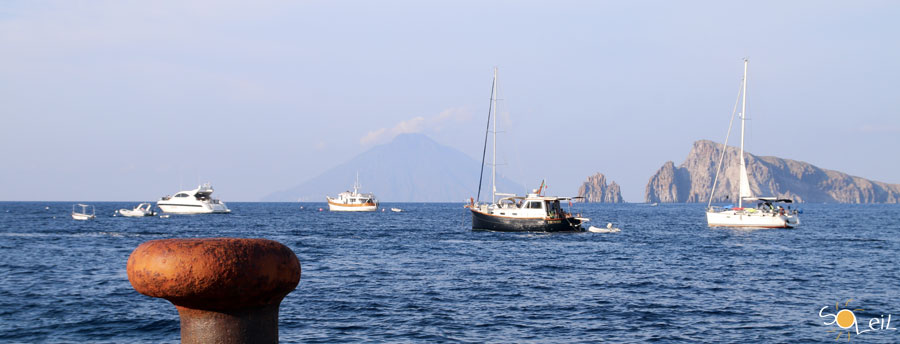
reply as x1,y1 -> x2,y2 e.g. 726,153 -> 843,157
127,238 -> 301,344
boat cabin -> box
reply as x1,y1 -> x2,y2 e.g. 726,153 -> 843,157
338,191 -> 375,204
488,195 -> 571,219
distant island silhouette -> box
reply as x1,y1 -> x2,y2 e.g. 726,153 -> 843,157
645,140 -> 900,203
262,133 -> 523,202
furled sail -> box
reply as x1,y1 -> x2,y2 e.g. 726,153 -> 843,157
739,154 -> 752,198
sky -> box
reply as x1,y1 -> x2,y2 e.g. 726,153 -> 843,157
1,1 -> 898,202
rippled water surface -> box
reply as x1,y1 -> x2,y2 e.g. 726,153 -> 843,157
1,202 -> 898,343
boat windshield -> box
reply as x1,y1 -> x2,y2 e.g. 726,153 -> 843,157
498,198 -> 518,208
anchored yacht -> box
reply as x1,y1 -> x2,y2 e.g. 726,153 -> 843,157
326,174 -> 378,212
705,59 -> 799,228
468,187 -> 586,232
466,68 -> 586,232
157,183 -> 230,214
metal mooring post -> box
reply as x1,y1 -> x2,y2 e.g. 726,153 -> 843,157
127,238 -> 301,344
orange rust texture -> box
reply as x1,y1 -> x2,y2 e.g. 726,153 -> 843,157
127,238 -> 301,311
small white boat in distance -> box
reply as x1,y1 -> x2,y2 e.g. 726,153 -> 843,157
588,223 -> 620,233
158,183 -> 230,214
327,173 -> 378,212
391,208 -> 402,212
72,204 -> 96,220
117,203 -> 157,217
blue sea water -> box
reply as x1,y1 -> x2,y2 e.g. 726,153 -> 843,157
0,202 -> 898,343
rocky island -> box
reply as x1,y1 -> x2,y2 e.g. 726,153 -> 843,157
576,173 -> 623,203
645,140 -> 900,203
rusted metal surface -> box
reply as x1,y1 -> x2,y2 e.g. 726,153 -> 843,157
175,305 -> 280,344
127,238 -> 301,344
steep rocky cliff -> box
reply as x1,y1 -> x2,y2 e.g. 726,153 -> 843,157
645,140 -> 900,203
577,173 -> 624,203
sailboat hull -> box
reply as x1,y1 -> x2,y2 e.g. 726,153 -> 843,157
470,209 -> 583,232
706,210 -> 799,228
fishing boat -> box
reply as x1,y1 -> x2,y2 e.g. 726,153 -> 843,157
157,183 -> 231,214
71,204 -> 96,220
117,203 -> 157,217
466,68 -> 586,232
706,59 -> 800,228
326,173 -> 378,212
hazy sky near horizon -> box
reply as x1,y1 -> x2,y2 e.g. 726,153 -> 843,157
2,1 -> 898,202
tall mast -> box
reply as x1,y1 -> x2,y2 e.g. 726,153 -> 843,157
738,59 -> 748,208
491,67 -> 498,204
475,68 -> 496,204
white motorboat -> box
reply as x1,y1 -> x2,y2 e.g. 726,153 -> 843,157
157,183 -> 231,214
117,203 -> 157,217
71,204 -> 96,220
588,223 -> 621,233
327,173 -> 378,212
390,208 -> 402,212
706,59 -> 799,228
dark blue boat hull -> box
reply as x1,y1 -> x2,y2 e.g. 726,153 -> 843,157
470,209 -> 584,232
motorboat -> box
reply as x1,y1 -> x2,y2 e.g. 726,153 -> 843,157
468,187 -> 586,232
327,173 -> 378,212
157,183 -> 231,214
117,203 -> 157,217
71,204 -> 96,220
705,59 -> 799,228
588,223 -> 621,233
390,208 -> 403,212
466,68 -> 586,232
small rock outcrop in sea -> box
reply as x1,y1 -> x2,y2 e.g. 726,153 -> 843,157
577,173 -> 624,203
645,140 -> 900,203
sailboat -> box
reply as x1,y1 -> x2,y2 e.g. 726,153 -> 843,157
326,172 -> 378,212
706,59 -> 800,228
466,68 -> 587,232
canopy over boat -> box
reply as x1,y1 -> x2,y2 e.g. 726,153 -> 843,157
744,197 -> 793,203
497,195 -> 581,202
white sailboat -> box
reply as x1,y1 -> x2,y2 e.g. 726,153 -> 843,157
706,59 -> 800,228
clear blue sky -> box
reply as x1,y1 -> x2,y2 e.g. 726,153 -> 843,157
2,1 -> 898,202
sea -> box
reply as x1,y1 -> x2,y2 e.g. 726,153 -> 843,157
1,202 -> 898,343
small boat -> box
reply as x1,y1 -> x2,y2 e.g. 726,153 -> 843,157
71,204 -> 96,220
117,203 -> 157,217
705,59 -> 799,229
588,223 -> 621,233
158,183 -> 230,214
466,68 -> 586,232
326,173 -> 378,212
650,203 -> 659,207
390,208 -> 403,212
